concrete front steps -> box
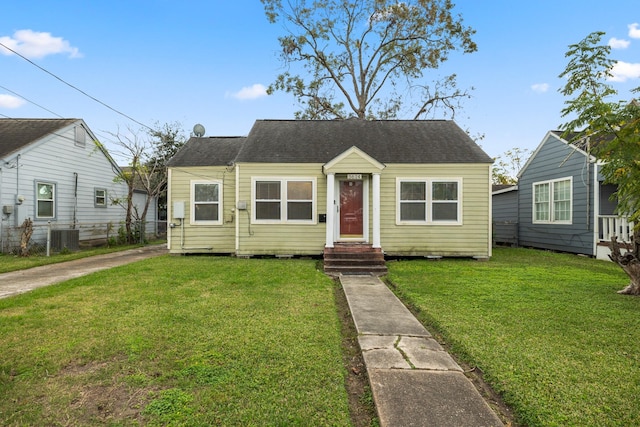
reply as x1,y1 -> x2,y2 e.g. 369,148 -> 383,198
323,243 -> 387,276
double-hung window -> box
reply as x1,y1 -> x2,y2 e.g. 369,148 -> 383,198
533,177 -> 572,224
191,180 -> 222,225
253,178 -> 315,223
36,181 -> 55,219
397,178 -> 461,224
399,180 -> 427,222
95,188 -> 107,207
432,181 -> 459,221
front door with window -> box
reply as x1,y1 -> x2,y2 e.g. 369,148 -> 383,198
339,180 -> 363,238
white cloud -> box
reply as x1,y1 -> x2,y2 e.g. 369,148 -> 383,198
0,94 -> 26,108
609,61 -> 640,82
0,29 -> 81,59
609,37 -> 630,49
531,83 -> 549,93
228,84 -> 268,100
629,23 -> 640,39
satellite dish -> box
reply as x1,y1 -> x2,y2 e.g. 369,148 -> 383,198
193,123 -> 205,137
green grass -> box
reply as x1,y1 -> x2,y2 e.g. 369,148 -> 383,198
387,247 -> 640,427
0,243 -> 162,274
0,256 -> 351,426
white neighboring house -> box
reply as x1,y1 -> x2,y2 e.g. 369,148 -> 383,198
0,118 -> 151,252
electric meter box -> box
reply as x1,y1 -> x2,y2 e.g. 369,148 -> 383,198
173,201 -> 185,219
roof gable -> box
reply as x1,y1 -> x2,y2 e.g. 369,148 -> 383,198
518,131 -> 593,179
323,146 -> 386,174
0,118 -> 80,158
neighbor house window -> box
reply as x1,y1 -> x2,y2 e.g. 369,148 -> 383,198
75,125 -> 86,147
253,178 -> 315,223
191,180 -> 222,224
533,178 -> 572,224
36,181 -> 55,219
397,178 -> 462,225
95,188 -> 107,207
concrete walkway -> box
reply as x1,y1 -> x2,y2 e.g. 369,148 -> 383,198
0,245 -> 167,299
340,274 -> 504,427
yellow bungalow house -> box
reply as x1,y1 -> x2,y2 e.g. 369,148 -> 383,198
166,119 -> 493,273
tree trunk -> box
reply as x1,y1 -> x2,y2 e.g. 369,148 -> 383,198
609,234 -> 640,295
20,218 -> 34,257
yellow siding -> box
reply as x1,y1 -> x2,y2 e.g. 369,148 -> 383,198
236,163 -> 327,256
324,151 -> 384,174
167,166 -> 236,254
379,164 -> 491,257
168,161 -> 491,258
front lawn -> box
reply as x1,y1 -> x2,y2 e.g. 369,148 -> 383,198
387,247 -> 640,427
0,256 -> 351,426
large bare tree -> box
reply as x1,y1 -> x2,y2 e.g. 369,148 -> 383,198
262,0 -> 477,119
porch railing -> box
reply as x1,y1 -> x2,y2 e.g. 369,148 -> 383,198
598,215 -> 634,243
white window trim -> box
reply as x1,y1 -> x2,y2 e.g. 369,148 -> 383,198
396,178 -> 463,225
532,177 -> 573,225
190,180 -> 223,225
35,180 -> 56,220
94,188 -> 107,208
251,177 -> 317,224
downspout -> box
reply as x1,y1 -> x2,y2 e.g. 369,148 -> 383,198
593,162 -> 600,257
235,163 -> 240,254
167,168 -> 172,250
16,154 -> 20,201
488,164 -> 493,257
73,172 -> 78,229
15,154 -> 20,228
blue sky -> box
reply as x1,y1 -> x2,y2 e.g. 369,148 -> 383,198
2,0 -> 639,162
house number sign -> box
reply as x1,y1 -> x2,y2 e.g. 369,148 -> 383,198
347,174 -> 362,180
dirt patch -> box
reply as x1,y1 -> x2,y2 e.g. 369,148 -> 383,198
334,281 -> 379,427
44,358 -> 153,425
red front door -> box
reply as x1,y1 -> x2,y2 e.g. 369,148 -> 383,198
340,180 -> 363,237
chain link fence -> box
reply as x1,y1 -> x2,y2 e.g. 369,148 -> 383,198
0,220 -> 166,256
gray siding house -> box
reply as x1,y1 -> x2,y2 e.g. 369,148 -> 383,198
0,118 -> 146,252
492,185 -> 518,245
492,131 -> 632,259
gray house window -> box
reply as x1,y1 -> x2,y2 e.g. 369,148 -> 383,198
533,177 -> 572,224
95,188 -> 107,207
36,182 -> 55,219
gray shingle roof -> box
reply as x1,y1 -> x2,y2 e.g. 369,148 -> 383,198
0,118 -> 80,158
236,119 -> 492,164
167,136 -> 246,167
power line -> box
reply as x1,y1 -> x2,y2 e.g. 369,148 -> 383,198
0,41 -> 153,131
0,84 -> 63,118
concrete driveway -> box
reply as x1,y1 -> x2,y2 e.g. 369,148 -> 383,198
0,245 -> 167,299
